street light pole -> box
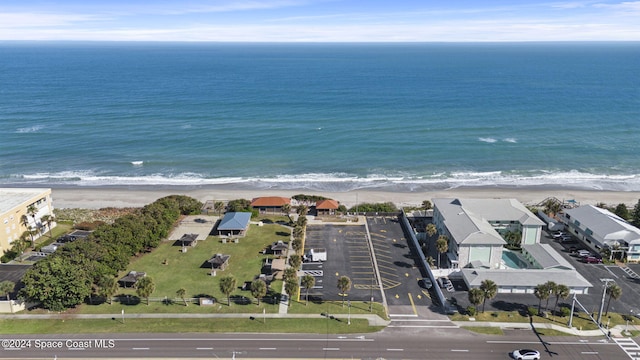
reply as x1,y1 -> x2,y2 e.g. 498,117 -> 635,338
568,294 -> 576,328
598,278 -> 614,326
348,300 -> 351,325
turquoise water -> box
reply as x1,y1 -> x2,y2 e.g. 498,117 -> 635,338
502,250 -> 529,269
1,42 -> 639,191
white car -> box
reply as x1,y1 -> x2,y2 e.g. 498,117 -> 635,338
512,349 -> 541,360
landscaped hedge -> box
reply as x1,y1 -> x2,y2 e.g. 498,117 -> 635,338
20,195 -> 202,311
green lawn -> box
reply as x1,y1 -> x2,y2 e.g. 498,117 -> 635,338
79,223 -> 290,313
0,318 -> 382,334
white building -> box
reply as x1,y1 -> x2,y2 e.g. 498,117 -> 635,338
432,198 -> 591,294
0,188 -> 55,254
563,205 -> 640,263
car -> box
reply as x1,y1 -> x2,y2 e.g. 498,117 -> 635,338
576,250 -> 592,258
583,256 -> 602,264
552,232 -> 565,239
419,278 -> 433,289
568,246 -> 578,253
512,349 -> 541,360
561,237 -> 577,244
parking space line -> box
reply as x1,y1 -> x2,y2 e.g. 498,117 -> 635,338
408,293 -> 418,315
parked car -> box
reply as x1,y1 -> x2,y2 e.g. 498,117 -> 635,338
568,246 -> 578,253
552,232 -> 565,239
419,278 -> 433,289
512,349 -> 541,360
583,256 -> 602,264
576,250 -> 592,258
561,236 -> 577,244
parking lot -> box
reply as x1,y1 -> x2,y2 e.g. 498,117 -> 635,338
302,224 -> 377,302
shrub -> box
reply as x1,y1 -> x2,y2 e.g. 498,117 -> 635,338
527,306 -> 538,317
466,306 -> 477,316
560,306 -> 571,317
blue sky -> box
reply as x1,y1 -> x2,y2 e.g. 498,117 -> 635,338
0,0 -> 638,41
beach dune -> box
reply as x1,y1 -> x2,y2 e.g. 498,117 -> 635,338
50,187 -> 640,210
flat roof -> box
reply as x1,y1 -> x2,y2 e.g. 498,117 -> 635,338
462,268 -> 592,288
0,188 -> 50,214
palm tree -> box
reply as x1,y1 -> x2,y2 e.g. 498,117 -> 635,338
479,280 -> 497,313
296,205 -> 309,217
214,201 -> 225,216
300,274 -> 315,306
468,288 -> 484,313
283,268 -> 298,283
40,214 -> 54,238
284,279 -> 298,307
605,283 -> 622,316
422,200 -> 432,211
552,284 -> 570,316
11,236 -> 28,262
219,276 -> 236,306
135,276 -> 155,305
177,287 -> 188,306
534,283 -> 551,315
98,276 -> 119,305
337,276 -> 352,307
435,235 -> 449,269
426,223 -> 437,239
281,204 -> 292,222
0,280 -> 15,301
289,254 -> 302,270
544,281 -> 557,312
250,279 -> 267,306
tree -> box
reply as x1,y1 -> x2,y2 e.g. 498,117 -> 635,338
605,283 -> 622,316
219,275 -> 236,306
250,279 -> 267,306
479,280 -> 497,313
284,279 -> 298,307
468,288 -> 483,313
20,256 -> 92,311
631,199 -> 640,228
544,281 -> 557,311
337,276 -> 352,307
552,284 -> 570,316
98,276 -> 119,305
296,205 -> 309,216
614,203 -> 630,220
11,236 -> 29,262
135,276 -> 155,305
296,215 -> 307,228
435,235 -> 449,269
177,287 -> 188,306
426,223 -> 437,239
289,254 -> 302,270
283,268 -> 298,283
291,239 -> 303,254
281,204 -> 292,222
543,199 -> 562,217
300,274 -> 315,306
0,280 -> 15,301
422,200 -> 432,211
534,283 -> 551,315
214,201 -> 225,215
41,214 -> 55,238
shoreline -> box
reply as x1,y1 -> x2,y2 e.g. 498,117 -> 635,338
29,185 -> 640,210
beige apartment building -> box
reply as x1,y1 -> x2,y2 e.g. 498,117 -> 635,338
0,188 -> 54,254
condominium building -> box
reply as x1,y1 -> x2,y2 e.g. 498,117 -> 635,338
0,188 -> 54,254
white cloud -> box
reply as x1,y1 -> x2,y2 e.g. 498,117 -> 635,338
0,12 -> 108,28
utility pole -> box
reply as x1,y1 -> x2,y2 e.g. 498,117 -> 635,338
598,278 -> 614,326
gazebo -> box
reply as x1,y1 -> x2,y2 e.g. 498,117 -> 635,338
118,271 -> 146,288
216,212 -> 252,237
207,254 -> 231,271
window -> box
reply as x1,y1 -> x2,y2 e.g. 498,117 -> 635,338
586,228 -> 593,235
574,220 -> 580,226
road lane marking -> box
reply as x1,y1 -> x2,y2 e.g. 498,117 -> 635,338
581,351 -> 598,355
323,348 -> 340,351
197,347 -> 213,350
259,348 -> 276,350
386,348 -> 404,351
132,347 -> 150,350
451,349 -> 469,352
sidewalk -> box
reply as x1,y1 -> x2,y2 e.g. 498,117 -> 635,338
452,320 -> 640,337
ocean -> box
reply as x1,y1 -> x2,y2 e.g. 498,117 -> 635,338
1,42 -> 639,192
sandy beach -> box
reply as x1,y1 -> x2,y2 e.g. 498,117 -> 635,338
49,186 -> 640,210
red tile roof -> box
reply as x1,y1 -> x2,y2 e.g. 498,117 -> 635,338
250,196 -> 291,207
316,199 -> 339,209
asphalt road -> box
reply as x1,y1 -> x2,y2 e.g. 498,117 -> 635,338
0,329 -> 633,359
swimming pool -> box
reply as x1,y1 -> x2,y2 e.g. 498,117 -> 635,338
502,250 -> 529,269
